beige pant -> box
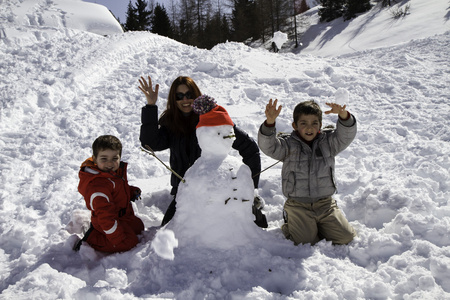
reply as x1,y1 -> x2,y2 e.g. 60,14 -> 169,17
282,197 -> 356,245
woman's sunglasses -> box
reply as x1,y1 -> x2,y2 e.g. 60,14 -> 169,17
175,92 -> 192,101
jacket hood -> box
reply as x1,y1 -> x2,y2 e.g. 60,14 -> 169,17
78,157 -> 127,197
79,157 -> 127,174
80,157 -> 98,170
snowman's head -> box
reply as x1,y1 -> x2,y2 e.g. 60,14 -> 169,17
193,95 -> 235,158
197,125 -> 235,157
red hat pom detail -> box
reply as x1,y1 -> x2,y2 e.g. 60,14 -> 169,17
193,95 -> 217,115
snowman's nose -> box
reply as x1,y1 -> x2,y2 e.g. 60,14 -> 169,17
223,134 -> 236,139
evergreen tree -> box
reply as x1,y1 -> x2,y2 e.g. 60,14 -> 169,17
255,0 -> 268,43
178,0 -> 196,45
220,15 -> 231,42
166,0 -> 179,39
178,19 -> 194,45
318,0 -> 345,22
202,12 -> 231,49
135,0 -> 152,31
271,0 -> 291,33
151,4 -> 173,38
344,0 -> 371,20
297,0 -> 309,14
202,13 -> 221,49
124,0 -> 152,31
124,1 -> 139,31
319,0 -> 371,22
194,0 -> 211,44
382,0 -> 394,7
231,0 -> 259,42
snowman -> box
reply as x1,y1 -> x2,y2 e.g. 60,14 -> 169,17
153,95 -> 265,252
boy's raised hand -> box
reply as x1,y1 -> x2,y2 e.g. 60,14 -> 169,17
139,76 -> 159,105
265,99 -> 282,125
325,102 -> 349,119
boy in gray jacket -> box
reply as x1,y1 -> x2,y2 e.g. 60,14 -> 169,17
258,99 -> 356,245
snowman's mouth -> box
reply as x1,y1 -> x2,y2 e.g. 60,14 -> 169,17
223,134 -> 235,139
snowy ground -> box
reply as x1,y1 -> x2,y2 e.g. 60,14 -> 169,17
1,0 -> 449,299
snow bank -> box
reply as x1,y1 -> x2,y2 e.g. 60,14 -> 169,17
0,0 -> 123,46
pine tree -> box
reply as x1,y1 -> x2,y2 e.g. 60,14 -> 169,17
344,0 -> 371,20
124,1 -> 139,31
318,0 -> 345,22
202,13 -> 220,49
271,0 -> 291,33
231,0 -> 259,42
178,19 -> 194,45
298,0 -> 309,14
124,0 -> 152,31
178,0 -> 196,45
319,0 -> 371,22
194,0 -> 211,45
201,12 -> 231,49
135,0 -> 152,31
151,4 -> 173,38
220,15 -> 231,42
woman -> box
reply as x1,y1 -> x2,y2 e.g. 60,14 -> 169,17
139,75 -> 267,227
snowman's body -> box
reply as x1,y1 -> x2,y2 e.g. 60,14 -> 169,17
168,125 -> 261,249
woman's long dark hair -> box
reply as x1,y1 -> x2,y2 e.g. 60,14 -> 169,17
160,76 -> 202,136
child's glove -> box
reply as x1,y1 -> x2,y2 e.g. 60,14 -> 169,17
131,187 -> 142,202
252,195 -> 268,228
253,195 -> 265,210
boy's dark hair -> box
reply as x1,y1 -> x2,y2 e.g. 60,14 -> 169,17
92,135 -> 122,158
293,101 -> 322,124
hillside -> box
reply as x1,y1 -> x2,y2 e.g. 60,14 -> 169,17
259,0 -> 448,57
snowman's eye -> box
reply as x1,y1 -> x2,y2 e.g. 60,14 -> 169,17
217,132 -> 221,135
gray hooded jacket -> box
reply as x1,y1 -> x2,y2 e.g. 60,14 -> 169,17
258,115 -> 356,203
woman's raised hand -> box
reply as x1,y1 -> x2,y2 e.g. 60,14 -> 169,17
139,76 -> 159,105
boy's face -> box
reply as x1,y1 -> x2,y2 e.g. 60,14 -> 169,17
93,149 -> 120,172
292,114 -> 321,142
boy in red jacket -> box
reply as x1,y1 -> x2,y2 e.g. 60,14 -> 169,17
76,135 -> 144,253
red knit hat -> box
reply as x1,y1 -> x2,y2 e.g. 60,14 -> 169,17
193,95 -> 234,128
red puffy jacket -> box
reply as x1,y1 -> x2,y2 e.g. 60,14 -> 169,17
78,158 -> 143,250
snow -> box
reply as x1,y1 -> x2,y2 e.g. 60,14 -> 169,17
334,88 -> 349,105
151,229 -> 178,260
1,0 -> 449,298
297,0 -> 449,57
0,0 -> 123,43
